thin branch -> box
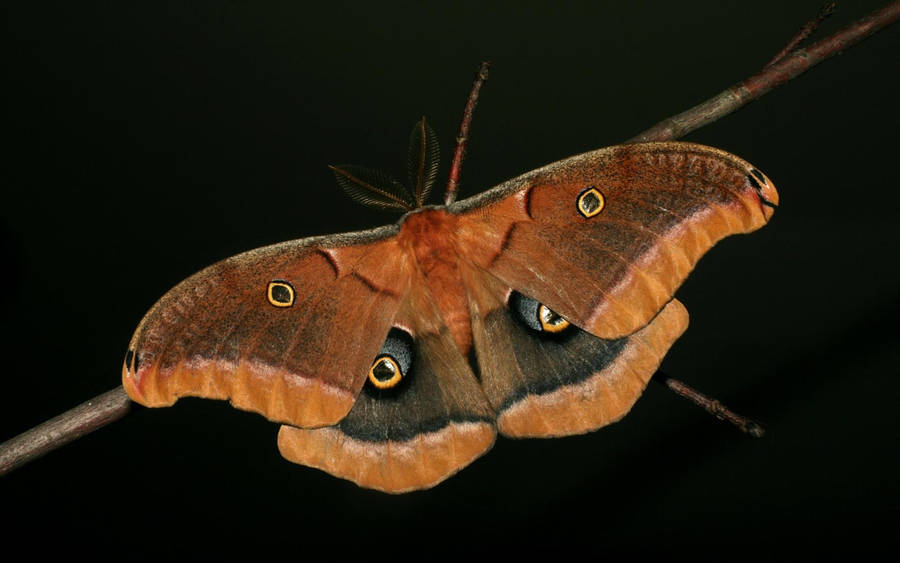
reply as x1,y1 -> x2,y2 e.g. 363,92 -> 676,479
1,4 -> 897,475
655,373 -> 765,438
0,386 -> 131,476
444,61 -> 491,206
764,2 -> 836,68
628,1 -> 900,143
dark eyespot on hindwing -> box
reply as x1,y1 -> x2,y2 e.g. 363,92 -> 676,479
366,327 -> 414,393
508,291 -> 572,335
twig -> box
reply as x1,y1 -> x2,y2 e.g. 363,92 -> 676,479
0,386 -> 131,476
444,61 -> 491,206
655,373 -> 765,438
2,4 -> 897,475
765,1 -> 836,68
628,1 -> 900,143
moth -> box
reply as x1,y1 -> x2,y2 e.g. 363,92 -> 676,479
122,109 -> 778,493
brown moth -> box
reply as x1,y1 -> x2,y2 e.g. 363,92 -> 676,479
122,112 -> 778,493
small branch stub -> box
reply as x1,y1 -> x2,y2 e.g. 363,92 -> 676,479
764,1 -> 836,69
655,373 -> 765,438
445,61 -> 491,206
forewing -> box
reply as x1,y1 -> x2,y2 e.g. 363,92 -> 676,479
452,142 -> 777,339
122,225 -> 413,428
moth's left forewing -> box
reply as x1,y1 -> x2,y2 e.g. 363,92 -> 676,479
122,227 -> 413,428
278,283 -> 496,494
452,142 -> 778,340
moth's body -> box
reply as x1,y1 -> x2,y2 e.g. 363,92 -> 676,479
397,207 -> 473,355
123,142 -> 778,493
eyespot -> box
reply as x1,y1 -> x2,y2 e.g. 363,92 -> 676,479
577,186 -> 605,218
267,280 -> 295,307
369,355 -> 402,389
538,304 -> 571,333
509,291 -> 571,334
366,328 -> 414,390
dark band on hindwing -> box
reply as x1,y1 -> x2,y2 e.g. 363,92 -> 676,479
277,296 -> 498,493
467,262 -> 688,437
339,327 -> 494,443
490,293 -> 628,412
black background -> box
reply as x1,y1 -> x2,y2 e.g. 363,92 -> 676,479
4,1 -> 898,558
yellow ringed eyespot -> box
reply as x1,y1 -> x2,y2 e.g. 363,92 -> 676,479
368,355 -> 403,389
267,280 -> 295,307
538,304 -> 571,333
577,187 -> 605,218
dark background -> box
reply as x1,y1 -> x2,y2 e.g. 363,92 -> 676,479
4,1 -> 898,558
